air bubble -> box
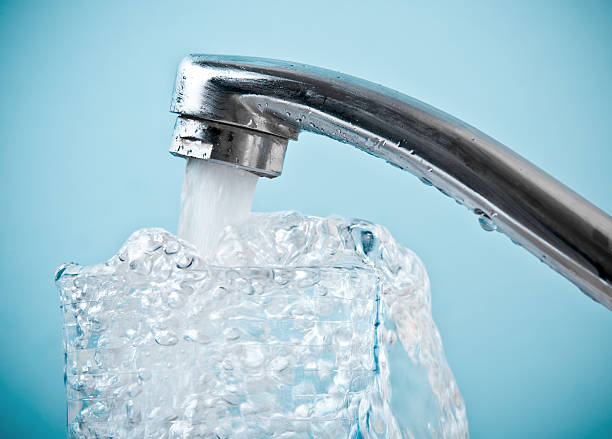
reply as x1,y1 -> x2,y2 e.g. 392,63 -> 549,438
153,328 -> 179,346
223,327 -> 240,341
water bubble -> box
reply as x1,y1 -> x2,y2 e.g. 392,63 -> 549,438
222,359 -> 234,370
137,368 -> 152,382
211,285 -> 228,299
176,255 -> 193,269
221,392 -> 240,406
242,345 -> 264,368
167,290 -> 184,308
130,259 -> 152,276
89,401 -> 109,419
183,329 -> 210,344
223,327 -> 241,340
126,400 -> 142,425
269,357 -> 289,372
153,328 -> 179,346
245,321 -> 269,340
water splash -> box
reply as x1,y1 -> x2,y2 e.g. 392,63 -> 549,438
56,212 -> 468,438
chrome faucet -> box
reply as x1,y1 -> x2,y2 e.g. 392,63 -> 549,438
169,54 -> 612,310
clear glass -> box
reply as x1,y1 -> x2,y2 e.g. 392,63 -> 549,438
56,213 -> 468,438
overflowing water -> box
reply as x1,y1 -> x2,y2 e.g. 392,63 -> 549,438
56,160 -> 468,438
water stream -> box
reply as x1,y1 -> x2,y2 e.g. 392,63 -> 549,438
177,158 -> 258,259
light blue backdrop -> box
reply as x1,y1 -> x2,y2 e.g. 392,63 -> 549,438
1,1 -> 610,437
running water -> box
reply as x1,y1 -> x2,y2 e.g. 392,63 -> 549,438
177,158 -> 258,259
56,159 -> 469,438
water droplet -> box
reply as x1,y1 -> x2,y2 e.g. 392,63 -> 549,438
436,187 -> 451,197
478,217 -> 497,232
474,209 -> 497,232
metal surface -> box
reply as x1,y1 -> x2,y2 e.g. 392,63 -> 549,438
171,116 -> 288,177
170,54 -> 612,310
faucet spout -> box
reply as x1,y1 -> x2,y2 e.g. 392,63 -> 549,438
170,54 -> 612,310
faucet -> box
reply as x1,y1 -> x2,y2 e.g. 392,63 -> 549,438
169,54 -> 612,311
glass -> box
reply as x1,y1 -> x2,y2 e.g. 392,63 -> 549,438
56,220 -> 467,438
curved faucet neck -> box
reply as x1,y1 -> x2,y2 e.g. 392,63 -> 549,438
170,54 -> 612,310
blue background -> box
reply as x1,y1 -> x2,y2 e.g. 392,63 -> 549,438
1,1 -> 611,437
